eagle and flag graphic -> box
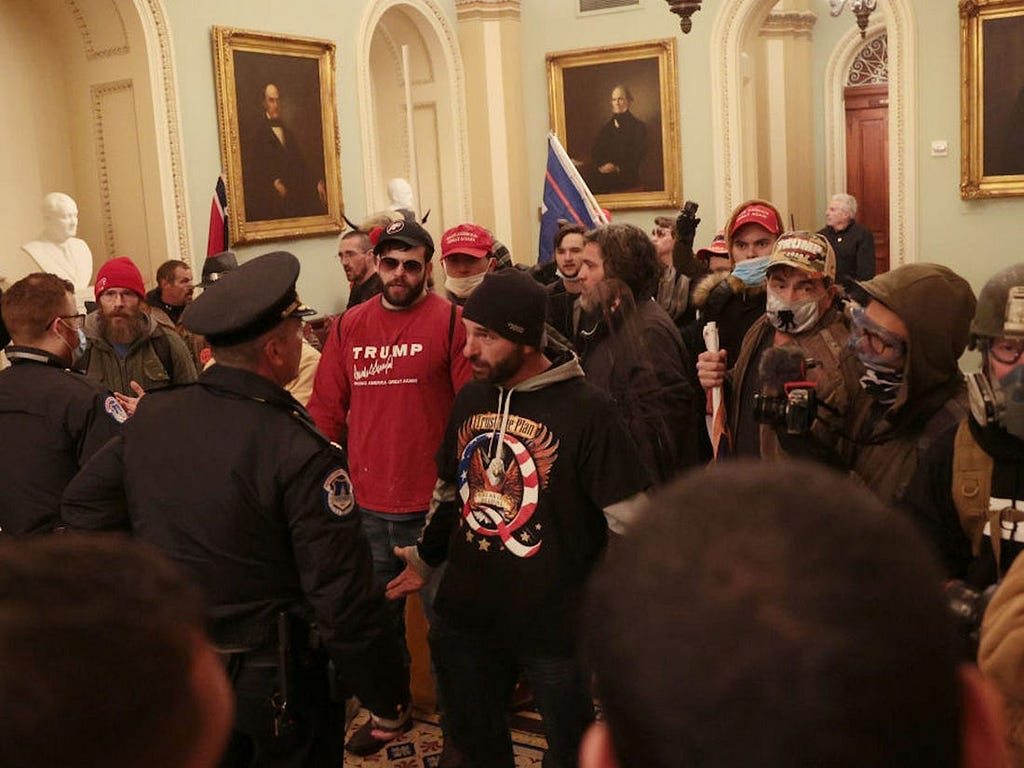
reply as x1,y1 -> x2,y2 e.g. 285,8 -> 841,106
455,412 -> 559,558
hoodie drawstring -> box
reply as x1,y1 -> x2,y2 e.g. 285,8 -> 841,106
487,386 -> 514,483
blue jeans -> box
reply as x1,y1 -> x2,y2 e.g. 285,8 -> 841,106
359,508 -> 436,663
429,619 -> 594,768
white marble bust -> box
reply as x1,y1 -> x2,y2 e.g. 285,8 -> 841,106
19,192 -> 95,310
387,178 -> 415,212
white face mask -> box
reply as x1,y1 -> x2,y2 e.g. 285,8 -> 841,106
766,292 -> 820,334
444,271 -> 487,299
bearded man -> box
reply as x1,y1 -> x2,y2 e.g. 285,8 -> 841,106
83,257 -> 196,404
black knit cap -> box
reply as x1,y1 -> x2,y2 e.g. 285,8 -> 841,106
182,251 -> 314,347
462,269 -> 546,347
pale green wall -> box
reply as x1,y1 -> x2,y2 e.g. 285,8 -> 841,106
165,0 -> 457,315
163,0 -> 1022,315
519,1 -> 719,250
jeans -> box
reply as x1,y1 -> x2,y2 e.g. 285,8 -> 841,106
430,619 -> 594,768
359,508 -> 433,663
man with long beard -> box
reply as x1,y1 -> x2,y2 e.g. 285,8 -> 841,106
83,257 -> 196,404
308,219 -> 472,757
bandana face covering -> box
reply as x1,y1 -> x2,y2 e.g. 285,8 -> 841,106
858,363 -> 905,406
766,292 -> 819,334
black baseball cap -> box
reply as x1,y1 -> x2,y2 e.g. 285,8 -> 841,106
373,220 -> 435,261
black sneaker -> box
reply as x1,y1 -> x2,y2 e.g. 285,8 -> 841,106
344,717 -> 414,756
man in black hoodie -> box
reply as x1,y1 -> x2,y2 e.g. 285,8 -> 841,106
388,269 -> 649,768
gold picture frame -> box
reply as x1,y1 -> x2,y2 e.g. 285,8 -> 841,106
212,26 -> 343,244
546,38 -> 681,210
960,0 -> 1024,199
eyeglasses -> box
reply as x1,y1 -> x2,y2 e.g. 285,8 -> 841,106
651,228 -> 671,238
988,338 -> 1024,366
378,256 -> 424,274
849,306 -> 907,365
53,313 -> 86,330
98,289 -> 139,304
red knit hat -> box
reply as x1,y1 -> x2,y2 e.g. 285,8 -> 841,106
95,257 -> 145,300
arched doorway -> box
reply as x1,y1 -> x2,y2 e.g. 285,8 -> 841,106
711,0 -> 916,263
0,0 -> 189,288
356,0 -> 471,242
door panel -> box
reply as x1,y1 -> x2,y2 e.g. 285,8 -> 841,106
844,84 -> 889,274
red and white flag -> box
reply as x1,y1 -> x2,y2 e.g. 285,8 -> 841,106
206,176 -> 229,257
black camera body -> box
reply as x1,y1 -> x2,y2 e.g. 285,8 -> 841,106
754,382 -> 819,435
945,580 -> 998,660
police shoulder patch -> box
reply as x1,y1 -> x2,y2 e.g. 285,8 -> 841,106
322,467 -> 355,517
104,396 -> 128,424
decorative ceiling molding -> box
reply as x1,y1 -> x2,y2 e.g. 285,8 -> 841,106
455,0 -> 521,22
63,0 -> 130,59
760,10 -> 817,39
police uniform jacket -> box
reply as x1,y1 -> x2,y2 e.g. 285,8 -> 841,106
0,346 -> 123,534
61,363 -> 406,715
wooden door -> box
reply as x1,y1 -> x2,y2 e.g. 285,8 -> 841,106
844,84 -> 890,274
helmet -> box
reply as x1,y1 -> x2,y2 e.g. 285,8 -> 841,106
969,263 -> 1024,347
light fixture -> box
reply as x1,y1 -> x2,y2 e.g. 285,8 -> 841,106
829,0 -> 877,38
665,0 -> 703,34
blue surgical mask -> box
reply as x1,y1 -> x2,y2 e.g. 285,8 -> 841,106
731,255 -> 770,287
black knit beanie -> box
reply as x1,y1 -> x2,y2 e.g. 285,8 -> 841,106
462,269 -> 547,347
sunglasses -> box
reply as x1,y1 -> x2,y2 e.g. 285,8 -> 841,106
378,256 -> 425,274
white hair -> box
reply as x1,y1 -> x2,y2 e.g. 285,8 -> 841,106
830,193 -> 857,218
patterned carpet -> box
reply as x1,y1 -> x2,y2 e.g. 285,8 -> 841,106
344,709 -> 548,767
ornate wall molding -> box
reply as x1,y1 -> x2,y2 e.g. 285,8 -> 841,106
357,0 -> 471,220
132,0 -> 192,263
90,79 -> 135,256
455,0 -> 521,22
64,0 -> 130,59
760,10 -> 817,39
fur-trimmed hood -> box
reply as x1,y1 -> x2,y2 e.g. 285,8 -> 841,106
691,271 -> 766,310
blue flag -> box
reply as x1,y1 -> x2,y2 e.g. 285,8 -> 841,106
538,133 -> 606,264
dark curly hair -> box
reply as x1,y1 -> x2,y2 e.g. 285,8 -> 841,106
583,223 -> 663,300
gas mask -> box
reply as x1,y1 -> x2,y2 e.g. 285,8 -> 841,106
766,292 -> 819,334
968,363 -> 1024,440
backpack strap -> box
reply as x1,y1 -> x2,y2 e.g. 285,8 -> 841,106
151,332 -> 175,380
952,420 -> 996,562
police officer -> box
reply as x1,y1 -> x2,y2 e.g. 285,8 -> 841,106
0,273 -> 125,534
62,251 -> 409,767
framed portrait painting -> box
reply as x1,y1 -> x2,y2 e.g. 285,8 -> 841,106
212,27 -> 344,244
960,0 -> 1024,199
547,38 -> 681,210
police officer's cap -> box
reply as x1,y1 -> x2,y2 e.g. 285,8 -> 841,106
182,251 -> 315,347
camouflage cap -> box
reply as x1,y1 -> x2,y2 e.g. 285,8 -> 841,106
768,231 -> 836,282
